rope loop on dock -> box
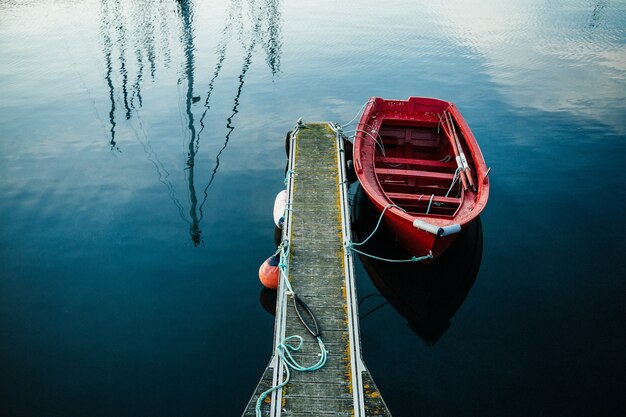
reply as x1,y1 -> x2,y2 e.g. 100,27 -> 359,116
255,335 -> 328,417
279,335 -> 327,372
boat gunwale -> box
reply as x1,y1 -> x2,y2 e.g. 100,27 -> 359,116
354,96 -> 490,229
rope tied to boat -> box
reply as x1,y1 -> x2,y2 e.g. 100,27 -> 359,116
343,127 -> 386,157
340,98 -> 374,129
344,203 -> 433,263
445,168 -> 462,198
425,194 -> 435,214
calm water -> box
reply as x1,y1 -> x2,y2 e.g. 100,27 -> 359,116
1,0 -> 625,416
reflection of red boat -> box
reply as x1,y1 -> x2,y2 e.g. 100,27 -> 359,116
352,185 -> 483,345
353,96 -> 490,260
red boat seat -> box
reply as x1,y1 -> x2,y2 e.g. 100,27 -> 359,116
375,167 -> 455,181
375,156 -> 456,170
385,193 -> 461,205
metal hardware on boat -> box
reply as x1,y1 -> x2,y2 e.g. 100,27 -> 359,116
483,167 -> 492,183
413,219 -> 461,237
355,158 -> 362,173
439,112 -> 470,191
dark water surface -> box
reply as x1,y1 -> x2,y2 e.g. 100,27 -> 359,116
1,0 -> 625,416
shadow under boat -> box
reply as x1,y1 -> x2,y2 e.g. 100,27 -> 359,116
351,184 -> 483,345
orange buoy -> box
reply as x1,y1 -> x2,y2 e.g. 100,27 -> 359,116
259,254 -> 280,289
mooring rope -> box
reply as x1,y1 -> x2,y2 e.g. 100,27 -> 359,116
284,169 -> 296,186
341,98 -> 374,128
343,127 -> 386,157
255,123 -> 328,417
348,245 -> 433,263
345,203 -> 433,263
255,239 -> 328,417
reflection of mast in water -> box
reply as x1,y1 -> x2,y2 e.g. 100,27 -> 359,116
261,0 -> 282,76
99,0 -> 191,228
177,0 -> 203,246
589,0 -> 608,29
187,0 -> 277,235
131,50 -> 144,109
100,0 -> 167,149
130,2 -> 152,110
194,0 -> 238,155
98,0 -> 283,244
198,20 -> 259,222
113,0 -> 132,120
200,4 -> 261,219
145,7 -> 157,79
100,0 -> 118,151
181,0 -> 262,243
157,0 -> 172,68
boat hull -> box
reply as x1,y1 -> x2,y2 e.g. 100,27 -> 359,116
353,96 -> 489,260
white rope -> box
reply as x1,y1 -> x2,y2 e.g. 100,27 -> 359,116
341,98 -> 374,128
425,194 -> 435,214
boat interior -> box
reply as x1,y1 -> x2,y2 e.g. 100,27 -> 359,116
373,121 -> 464,217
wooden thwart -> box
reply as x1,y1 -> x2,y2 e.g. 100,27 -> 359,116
375,156 -> 456,170
241,123 -> 392,417
386,192 -> 461,205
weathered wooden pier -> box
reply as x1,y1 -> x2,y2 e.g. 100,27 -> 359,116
242,123 -> 392,417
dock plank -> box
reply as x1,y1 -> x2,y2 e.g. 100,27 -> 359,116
277,124 -> 355,415
242,123 -> 392,417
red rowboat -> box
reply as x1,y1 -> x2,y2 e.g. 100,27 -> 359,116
353,96 -> 490,261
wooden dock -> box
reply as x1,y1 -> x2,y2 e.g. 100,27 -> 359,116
242,123 -> 392,417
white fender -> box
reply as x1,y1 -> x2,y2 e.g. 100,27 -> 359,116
273,189 -> 288,228
413,219 -> 461,237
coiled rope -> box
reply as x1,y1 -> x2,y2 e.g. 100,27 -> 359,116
255,239 -> 328,416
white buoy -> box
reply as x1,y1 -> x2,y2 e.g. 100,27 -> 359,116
413,219 -> 461,237
273,189 -> 287,228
